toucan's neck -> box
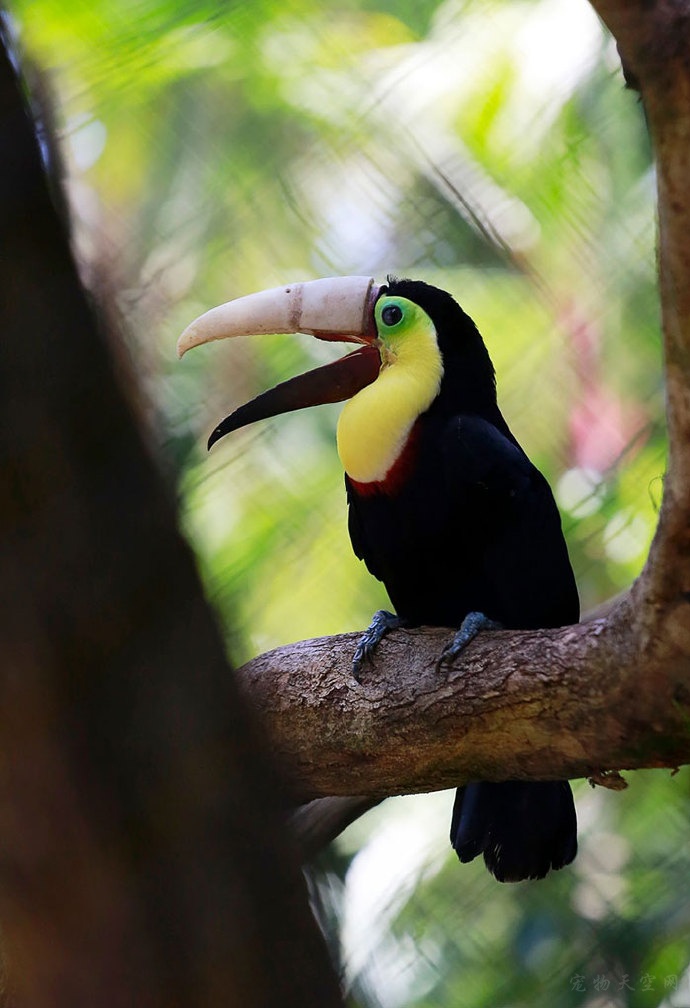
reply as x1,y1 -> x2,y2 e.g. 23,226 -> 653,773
429,329 -> 519,445
335,287 -> 515,484
337,355 -> 516,490
432,369 -> 510,436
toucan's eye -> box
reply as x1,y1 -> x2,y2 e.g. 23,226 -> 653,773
381,303 -> 403,327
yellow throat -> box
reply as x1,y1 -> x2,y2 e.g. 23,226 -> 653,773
336,298 -> 444,483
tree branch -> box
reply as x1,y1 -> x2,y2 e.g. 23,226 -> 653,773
238,587 -> 690,803
237,2 -> 690,818
291,797 -> 384,860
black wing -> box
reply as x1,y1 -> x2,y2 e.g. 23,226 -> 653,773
440,414 -> 579,628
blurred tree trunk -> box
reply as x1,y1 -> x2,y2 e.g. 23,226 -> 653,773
0,26 -> 342,1008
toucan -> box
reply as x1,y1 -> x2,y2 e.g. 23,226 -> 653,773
178,275 -> 579,882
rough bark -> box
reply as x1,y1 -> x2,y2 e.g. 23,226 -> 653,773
0,27 -> 342,1008
239,591 -> 683,802
238,1 -> 690,820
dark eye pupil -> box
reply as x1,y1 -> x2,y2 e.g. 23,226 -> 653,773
381,304 -> 403,326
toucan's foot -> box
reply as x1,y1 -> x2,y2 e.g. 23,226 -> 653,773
352,609 -> 406,680
437,611 -> 502,672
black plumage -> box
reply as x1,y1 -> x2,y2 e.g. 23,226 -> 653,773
345,278 -> 579,882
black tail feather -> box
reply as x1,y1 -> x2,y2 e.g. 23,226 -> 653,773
450,780 -> 577,883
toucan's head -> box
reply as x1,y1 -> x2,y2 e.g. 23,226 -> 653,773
178,276 -> 497,480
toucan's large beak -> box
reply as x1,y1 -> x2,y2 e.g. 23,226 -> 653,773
177,276 -> 383,449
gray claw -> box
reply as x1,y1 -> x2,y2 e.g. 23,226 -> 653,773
437,611 -> 502,672
352,609 -> 405,680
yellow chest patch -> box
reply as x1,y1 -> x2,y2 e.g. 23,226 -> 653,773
336,312 -> 443,483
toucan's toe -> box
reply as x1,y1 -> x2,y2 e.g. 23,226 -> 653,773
437,611 -> 502,672
352,609 -> 406,679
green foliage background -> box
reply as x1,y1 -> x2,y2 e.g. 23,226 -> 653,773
12,0 -> 690,1004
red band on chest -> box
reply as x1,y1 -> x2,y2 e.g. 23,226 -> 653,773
348,422 -> 421,497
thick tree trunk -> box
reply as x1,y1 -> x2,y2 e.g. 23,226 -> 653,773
0,28 -> 342,1008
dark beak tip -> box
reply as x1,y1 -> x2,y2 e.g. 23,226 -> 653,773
207,424 -> 227,451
